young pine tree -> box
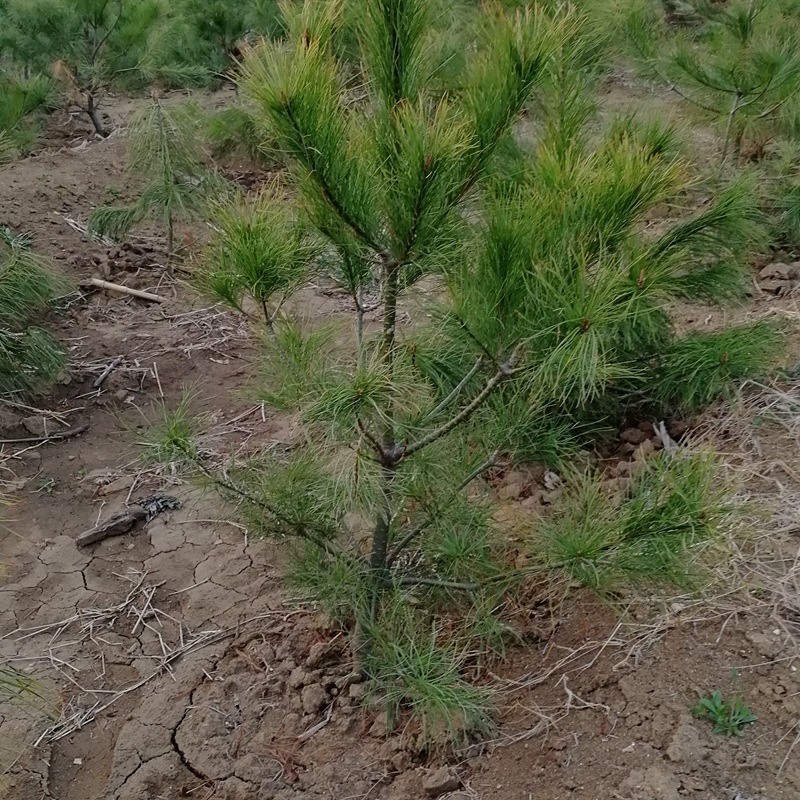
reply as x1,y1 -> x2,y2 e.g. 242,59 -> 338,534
0,229 -> 68,398
0,0 -> 162,136
151,0 -> 284,84
0,74 -> 52,162
621,0 -> 800,165
88,97 -> 210,265
190,0 -> 778,732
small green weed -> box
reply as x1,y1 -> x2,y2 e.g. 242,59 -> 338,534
691,690 -> 756,736
137,392 -> 200,466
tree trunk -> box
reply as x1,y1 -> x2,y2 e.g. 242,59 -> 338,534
166,213 -> 175,277
355,288 -> 364,366
720,90 -> 741,168
353,257 -> 402,671
86,94 -> 109,138
372,257 -> 402,573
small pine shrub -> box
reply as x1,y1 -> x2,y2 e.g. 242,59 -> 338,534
0,74 -> 52,159
618,0 -> 800,164
533,450 -> 735,596
88,98 -> 218,259
205,105 -> 277,168
0,230 -> 68,397
147,0 -> 784,742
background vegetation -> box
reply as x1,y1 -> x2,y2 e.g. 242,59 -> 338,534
0,0 -> 796,745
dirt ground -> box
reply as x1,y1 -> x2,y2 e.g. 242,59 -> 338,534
1,80 -> 800,800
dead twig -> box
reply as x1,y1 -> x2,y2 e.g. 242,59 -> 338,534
0,421 -> 89,445
87,278 -> 166,304
92,355 -> 124,388
297,702 -> 334,742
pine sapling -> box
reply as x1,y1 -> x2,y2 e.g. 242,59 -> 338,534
620,0 -> 800,165
170,0 -> 781,736
1,0 -> 164,137
88,96 -> 213,268
0,228 -> 69,397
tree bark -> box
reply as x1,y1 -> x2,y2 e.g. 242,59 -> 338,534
85,94 -> 109,138
167,213 -> 175,277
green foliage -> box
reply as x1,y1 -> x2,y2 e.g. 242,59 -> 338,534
288,543 -> 369,626
197,185 -> 313,318
0,0 -> 164,135
534,450 -> 734,595
137,392 -> 200,466
692,689 -> 757,735
363,598 -> 494,744
0,665 -> 60,718
654,322 -> 782,413
764,140 -> 800,247
257,317 -> 336,409
0,73 -> 52,158
780,180 -> 800,244
149,0 -> 284,86
0,230 -> 68,397
618,0 -> 800,163
205,105 -> 276,167
167,0 -> 782,741
88,99 -> 213,254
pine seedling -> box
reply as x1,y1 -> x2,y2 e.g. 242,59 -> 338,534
205,105 -> 276,167
0,74 -> 51,158
146,0 -> 285,85
363,596 -> 494,745
0,231 -> 68,397
164,0 -> 781,739
137,391 -> 202,467
534,449 -> 734,595
88,98 -> 213,265
619,0 -> 800,165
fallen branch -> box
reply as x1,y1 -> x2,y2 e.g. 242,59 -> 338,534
76,493 -> 180,546
0,421 -> 89,445
76,506 -> 147,546
87,278 -> 166,304
92,355 -> 124,388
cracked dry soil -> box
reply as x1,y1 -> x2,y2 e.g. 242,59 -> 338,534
2,93 -> 800,800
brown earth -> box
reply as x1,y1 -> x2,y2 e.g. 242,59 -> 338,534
1,83 -> 799,800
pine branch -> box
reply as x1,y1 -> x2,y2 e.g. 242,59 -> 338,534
281,97 -> 382,253
401,347 -> 523,461
386,451 -> 499,567
92,0 -> 123,59
357,417 -> 385,458
667,82 -> 723,115
420,356 -> 485,424
192,457 -> 345,560
399,577 -> 478,591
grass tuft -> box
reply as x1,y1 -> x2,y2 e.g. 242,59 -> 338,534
137,392 -> 201,466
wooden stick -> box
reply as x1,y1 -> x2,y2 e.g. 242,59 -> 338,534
0,421 -> 89,445
76,506 -> 147,547
92,355 -> 124,389
88,278 -> 166,304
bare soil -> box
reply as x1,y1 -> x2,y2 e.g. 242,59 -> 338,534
1,85 -> 799,800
